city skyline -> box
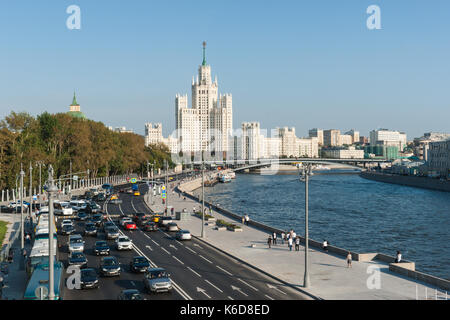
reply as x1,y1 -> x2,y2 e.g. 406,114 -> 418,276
1,1 -> 450,139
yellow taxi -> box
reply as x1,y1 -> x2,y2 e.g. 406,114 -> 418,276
110,194 -> 119,200
151,215 -> 161,223
134,191 -> 140,196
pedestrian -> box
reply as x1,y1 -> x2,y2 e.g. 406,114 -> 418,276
395,251 -> 402,263
295,236 -> 300,251
267,236 -> 272,249
22,248 -> 27,261
171,207 -> 174,215
346,252 -> 352,268
323,240 -> 328,252
292,230 -> 296,239
245,215 -> 250,226
288,237 -> 293,251
26,233 -> 31,245
281,232 -> 285,245
272,232 -> 277,245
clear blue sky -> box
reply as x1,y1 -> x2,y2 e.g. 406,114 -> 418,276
1,0 -> 449,139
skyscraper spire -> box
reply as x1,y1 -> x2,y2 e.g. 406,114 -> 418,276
71,91 -> 79,106
202,41 -> 207,66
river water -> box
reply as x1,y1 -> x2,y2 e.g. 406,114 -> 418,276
203,173 -> 450,280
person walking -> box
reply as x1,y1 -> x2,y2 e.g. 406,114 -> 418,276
242,216 -> 245,225
281,232 -> 285,245
288,237 -> 293,251
323,240 -> 328,252
267,236 -> 272,249
346,252 -> 352,268
272,232 -> 277,245
245,215 -> 250,226
295,236 -> 300,251
395,251 -> 402,263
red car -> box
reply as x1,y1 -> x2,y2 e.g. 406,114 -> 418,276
124,221 -> 137,231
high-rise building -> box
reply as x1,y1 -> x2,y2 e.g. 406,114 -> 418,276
345,129 -> 360,144
276,127 -> 297,157
309,128 -> 324,146
427,139 -> 450,178
369,129 -> 407,151
175,42 -> 233,156
323,129 -> 341,147
145,123 -> 163,146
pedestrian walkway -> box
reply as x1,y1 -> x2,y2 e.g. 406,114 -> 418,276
0,215 -> 31,300
147,183 -> 448,300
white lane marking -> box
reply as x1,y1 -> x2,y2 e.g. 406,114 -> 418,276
197,287 -> 211,299
161,247 -> 171,255
228,296 -> 234,300
185,246 -> 197,254
193,243 -> 203,249
216,265 -> 233,276
173,255 -> 184,265
238,278 -> 259,291
151,239 -> 160,246
187,267 -> 202,278
231,285 -> 248,297
265,294 -> 275,300
169,244 -> 178,250
199,255 -> 213,264
145,245 -> 153,251
267,283 -> 287,295
205,279 -> 223,293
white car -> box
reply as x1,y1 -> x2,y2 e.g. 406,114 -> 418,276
68,234 -> 85,253
61,219 -> 73,228
115,236 -> 133,251
120,217 -> 132,227
70,200 -> 87,212
54,201 -> 73,216
175,230 -> 191,241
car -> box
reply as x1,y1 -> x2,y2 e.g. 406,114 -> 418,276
165,222 -> 179,232
124,221 -> 137,231
130,256 -> 150,273
143,221 -> 158,232
118,289 -> 145,300
126,189 -> 133,194
94,193 -> 106,202
84,222 -> 98,236
133,212 -> 146,222
134,191 -> 140,196
91,214 -> 103,227
143,268 -> 172,293
158,216 -> 173,227
70,200 -> 87,212
120,217 -> 132,227
0,205 -> 14,213
61,219 -> 74,228
137,217 -> 149,226
103,220 -> 115,230
100,256 -> 121,277
54,201 -> 73,216
175,229 -> 192,241
68,252 -> 88,268
115,236 -> 132,251
61,224 -> 75,235
151,215 -> 162,223
77,211 -> 88,221
94,240 -> 110,256
119,188 -> 125,193
110,194 -> 119,200
79,268 -> 99,289
105,226 -> 120,240
86,202 -> 101,214
68,234 -> 85,253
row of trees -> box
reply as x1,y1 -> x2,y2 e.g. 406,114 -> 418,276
0,111 -> 173,190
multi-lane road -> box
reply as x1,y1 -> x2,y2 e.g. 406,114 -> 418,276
59,178 -> 308,300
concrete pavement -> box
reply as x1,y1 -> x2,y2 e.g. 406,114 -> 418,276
146,180 -> 448,300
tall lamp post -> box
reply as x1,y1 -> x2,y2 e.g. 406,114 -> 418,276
29,162 -> 33,219
46,165 -> 58,300
20,165 -> 25,250
300,163 -> 312,288
201,160 -> 205,238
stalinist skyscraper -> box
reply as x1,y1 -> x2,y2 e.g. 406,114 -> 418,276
175,42 -> 233,158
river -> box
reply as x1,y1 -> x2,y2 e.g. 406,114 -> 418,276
201,172 -> 450,280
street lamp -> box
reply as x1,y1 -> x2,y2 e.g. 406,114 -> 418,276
29,162 -> 33,219
201,160 -> 205,238
20,165 -> 25,250
300,163 -> 313,288
46,165 -> 58,301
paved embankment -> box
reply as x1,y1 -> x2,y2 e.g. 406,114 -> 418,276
360,171 -> 450,193
147,175 -> 449,300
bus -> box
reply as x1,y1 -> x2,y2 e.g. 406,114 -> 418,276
24,262 -> 64,300
27,237 -> 58,276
